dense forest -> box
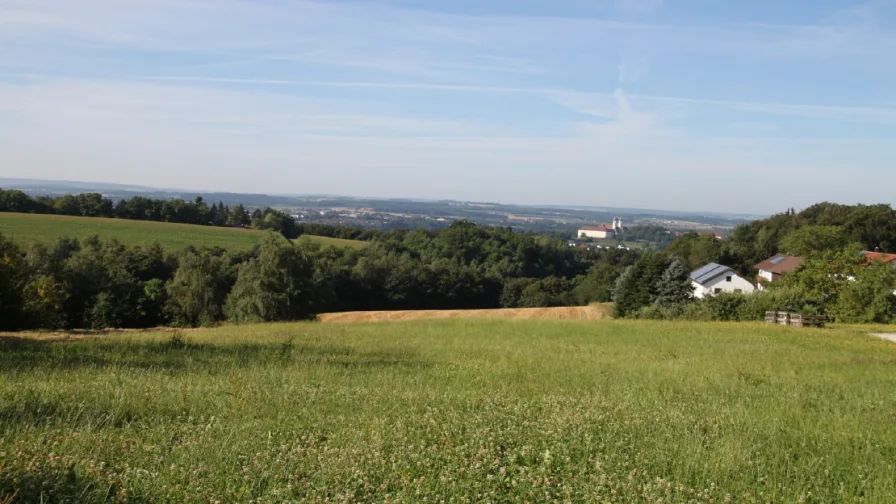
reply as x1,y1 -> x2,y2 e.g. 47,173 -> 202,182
0,222 -> 640,331
1,199 -> 895,330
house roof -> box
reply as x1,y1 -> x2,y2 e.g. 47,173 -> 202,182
690,263 -> 737,285
861,251 -> 896,264
754,254 -> 804,274
580,225 -> 614,232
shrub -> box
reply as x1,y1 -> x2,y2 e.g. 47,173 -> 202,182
739,287 -> 825,321
704,293 -> 748,321
680,301 -> 714,321
634,303 -> 685,320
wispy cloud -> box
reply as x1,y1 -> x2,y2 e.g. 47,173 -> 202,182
139,76 -> 896,125
0,0 -> 894,212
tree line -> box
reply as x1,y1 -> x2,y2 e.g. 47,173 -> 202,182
0,188 -> 304,237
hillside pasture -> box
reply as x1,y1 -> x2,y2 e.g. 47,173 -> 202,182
1,320 -> 895,503
0,212 -> 265,251
0,212 -> 366,251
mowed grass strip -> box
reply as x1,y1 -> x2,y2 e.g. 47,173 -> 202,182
1,320 -> 895,503
0,213 -> 264,251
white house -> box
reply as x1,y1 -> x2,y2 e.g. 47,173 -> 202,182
690,263 -> 755,299
578,225 -> 616,239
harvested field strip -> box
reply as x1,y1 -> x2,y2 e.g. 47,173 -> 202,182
317,304 -> 611,323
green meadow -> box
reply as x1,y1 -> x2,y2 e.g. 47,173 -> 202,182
0,213 -> 366,251
295,234 -> 370,250
1,320 -> 894,503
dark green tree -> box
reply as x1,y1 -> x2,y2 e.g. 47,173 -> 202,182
165,249 -> 232,327
0,234 -> 29,330
653,258 -> 693,307
612,266 -> 639,318
224,234 -> 316,323
779,226 -> 853,257
832,261 -> 896,323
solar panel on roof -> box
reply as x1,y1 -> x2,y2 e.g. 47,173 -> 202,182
690,263 -> 732,284
770,256 -> 785,265
690,263 -> 718,280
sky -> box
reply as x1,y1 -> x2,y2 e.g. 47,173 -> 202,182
0,0 -> 894,213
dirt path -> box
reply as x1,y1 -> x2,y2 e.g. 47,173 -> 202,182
317,304 -> 611,324
872,333 -> 896,343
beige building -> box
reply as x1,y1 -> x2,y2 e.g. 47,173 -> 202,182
578,225 -> 616,239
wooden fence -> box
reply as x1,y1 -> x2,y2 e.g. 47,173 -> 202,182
765,312 -> 826,328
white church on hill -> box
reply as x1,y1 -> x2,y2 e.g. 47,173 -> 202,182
578,218 -> 625,240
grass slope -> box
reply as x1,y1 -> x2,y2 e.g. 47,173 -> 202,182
2,320 -> 895,502
0,213 -> 367,251
0,213 -> 264,251
296,234 -> 369,250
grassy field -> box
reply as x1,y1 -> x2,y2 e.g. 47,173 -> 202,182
0,213 -> 265,251
296,234 -> 370,250
2,320 -> 895,503
0,213 -> 367,251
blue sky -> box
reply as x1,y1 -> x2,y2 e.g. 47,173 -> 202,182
0,0 -> 894,213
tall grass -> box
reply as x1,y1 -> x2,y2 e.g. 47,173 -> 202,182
1,320 -> 895,502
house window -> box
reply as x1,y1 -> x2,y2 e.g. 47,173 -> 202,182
726,276 -> 732,282
714,288 -> 722,294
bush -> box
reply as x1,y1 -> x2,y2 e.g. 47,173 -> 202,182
738,286 -> 824,321
680,301 -> 714,321
634,303 -> 685,320
704,293 -> 748,321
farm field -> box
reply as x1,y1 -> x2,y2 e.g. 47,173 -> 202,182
318,303 -> 610,323
0,212 -> 366,251
2,320 -> 895,502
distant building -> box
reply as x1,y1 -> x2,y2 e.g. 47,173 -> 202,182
690,263 -> 755,299
754,254 -> 805,288
578,225 -> 616,239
